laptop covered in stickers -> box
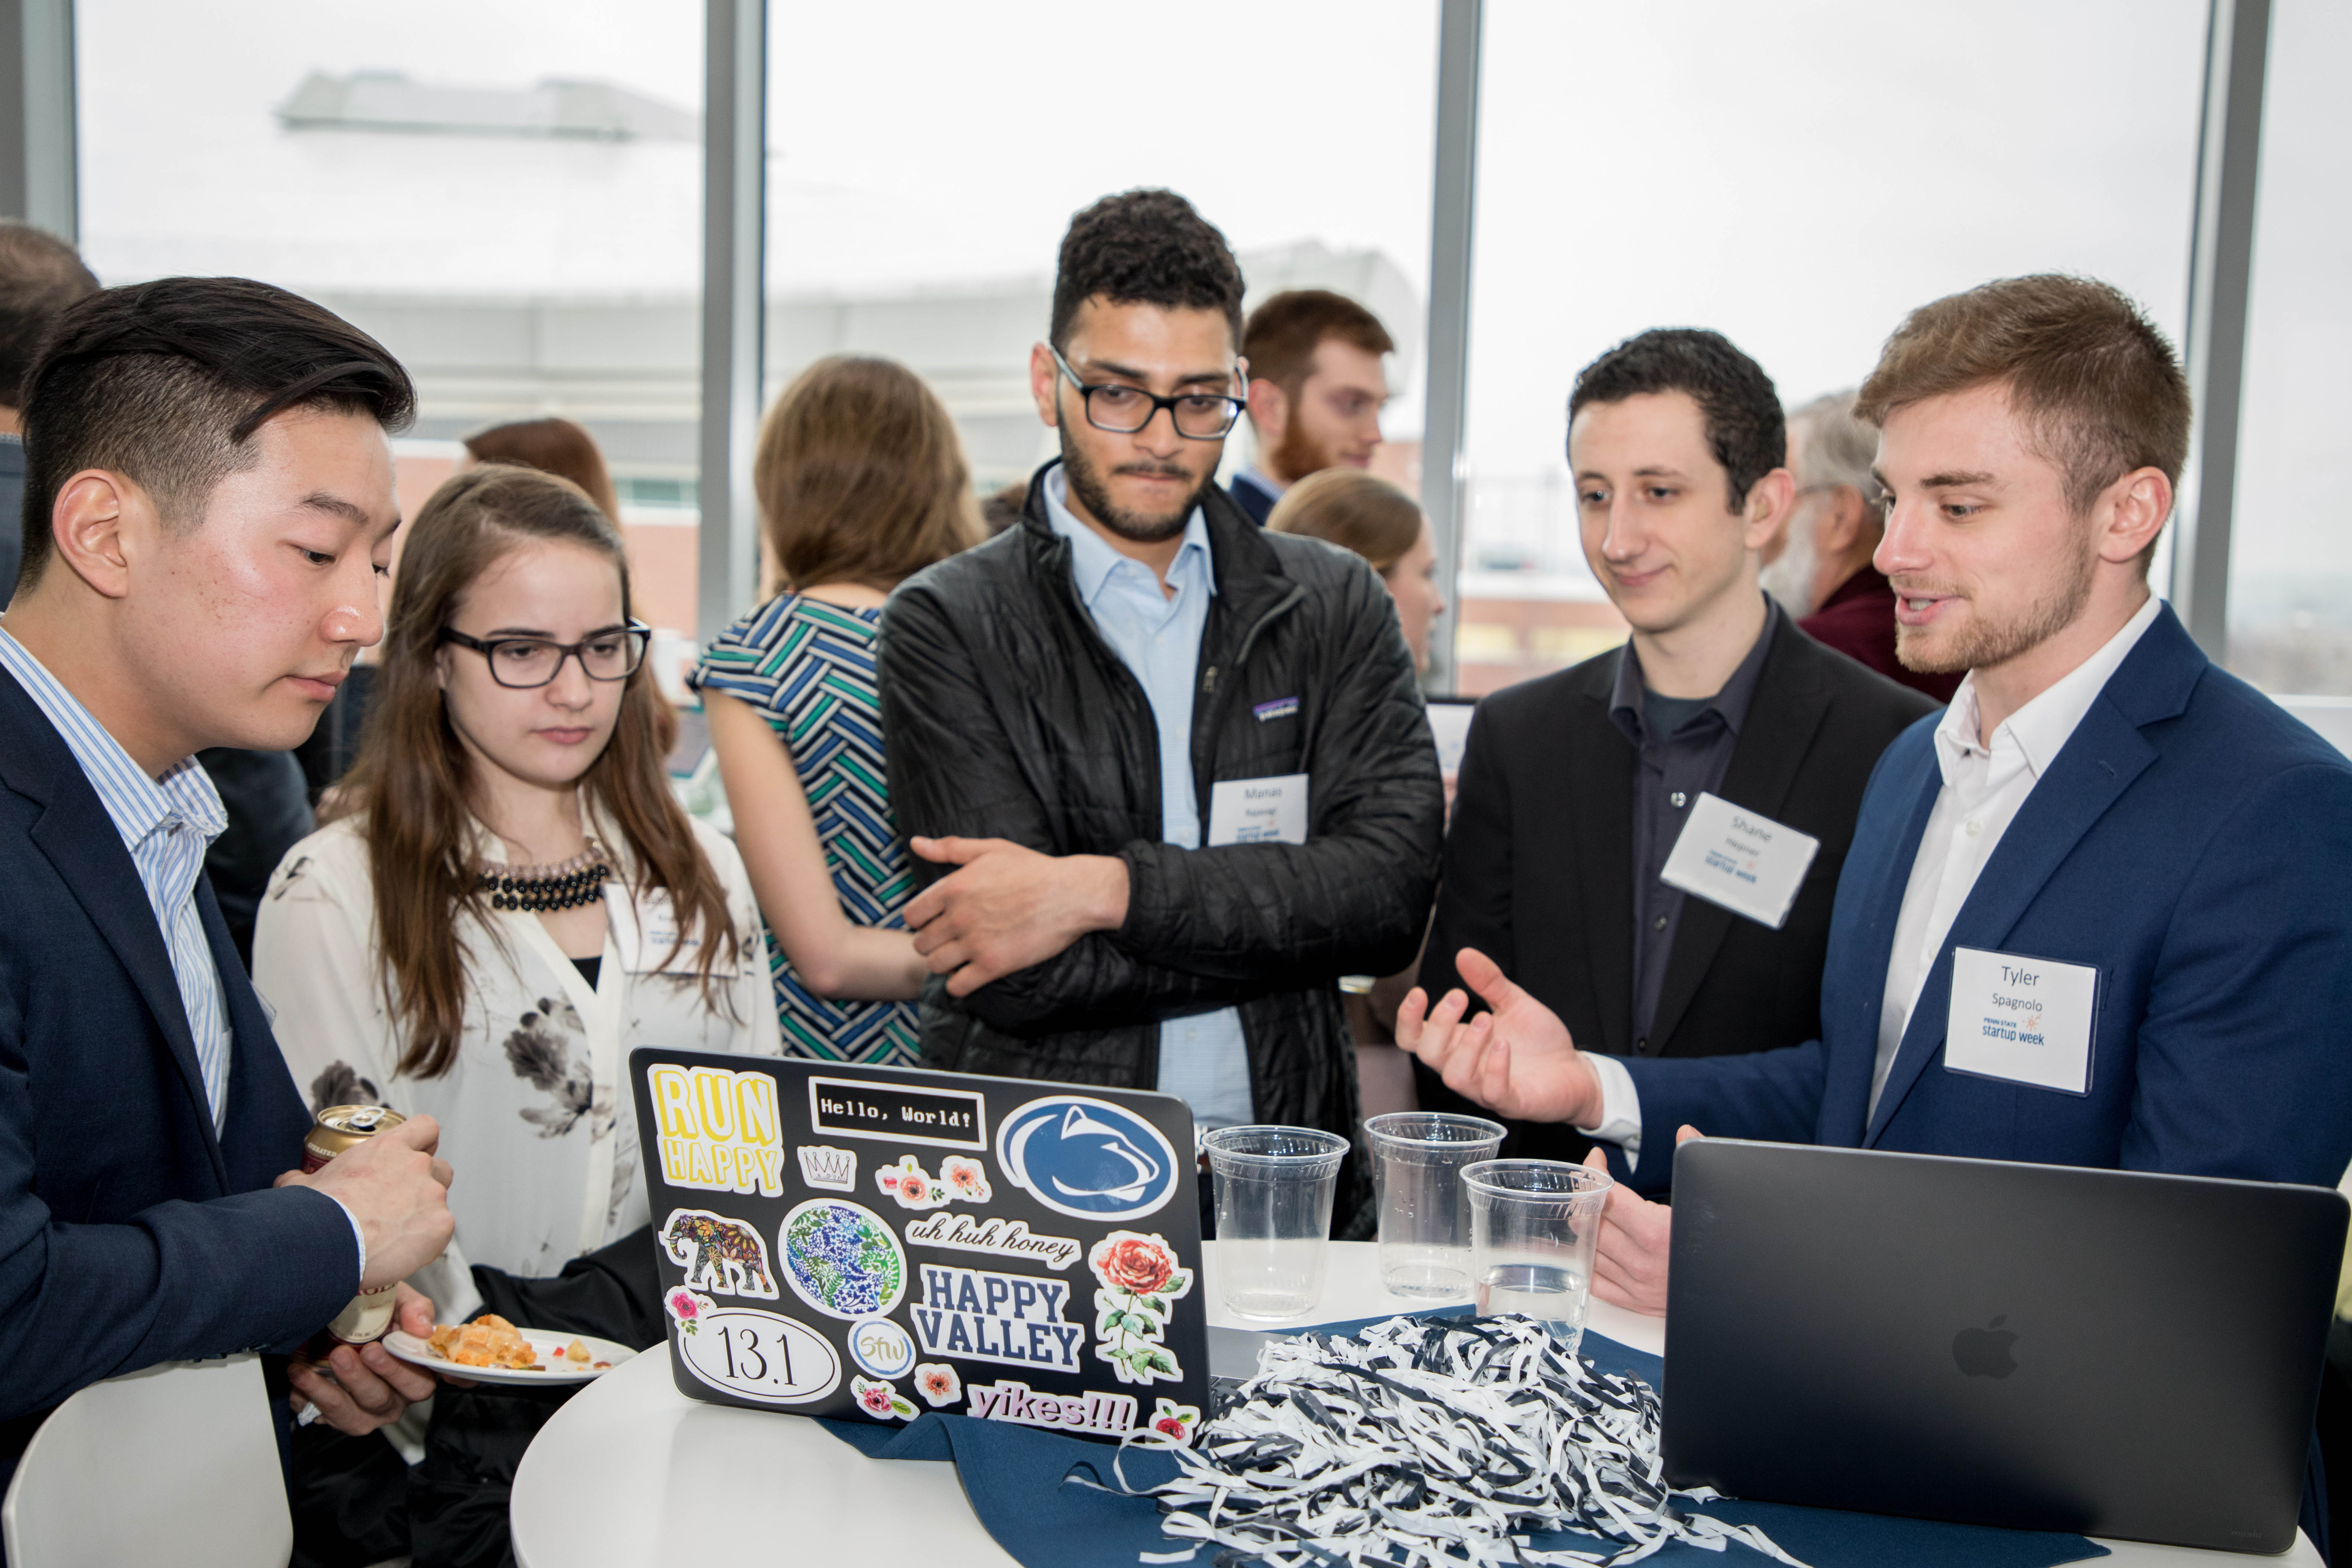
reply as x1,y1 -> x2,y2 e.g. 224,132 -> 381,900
628,1049 -> 1212,1445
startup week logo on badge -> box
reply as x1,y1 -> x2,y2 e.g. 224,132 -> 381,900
996,1096 -> 1179,1222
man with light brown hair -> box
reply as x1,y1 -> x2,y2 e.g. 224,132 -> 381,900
1401,271 -> 2352,1307
1230,289 -> 1394,524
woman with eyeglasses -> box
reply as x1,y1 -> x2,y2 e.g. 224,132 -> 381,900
252,464 -> 779,1565
255,461 -> 778,1298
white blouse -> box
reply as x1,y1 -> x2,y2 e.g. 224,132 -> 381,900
254,809 -> 783,1287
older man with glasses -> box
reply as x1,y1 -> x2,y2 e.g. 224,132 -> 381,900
876,189 -> 1444,1235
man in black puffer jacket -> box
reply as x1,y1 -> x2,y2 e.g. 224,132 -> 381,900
878,190 -> 1443,1232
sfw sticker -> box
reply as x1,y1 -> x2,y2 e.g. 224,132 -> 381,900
1089,1232 -> 1193,1387
996,1097 -> 1180,1221
910,1264 -> 1083,1373
846,1316 -> 917,1379
658,1208 -> 778,1299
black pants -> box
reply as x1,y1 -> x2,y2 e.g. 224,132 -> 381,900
290,1227 -> 666,1568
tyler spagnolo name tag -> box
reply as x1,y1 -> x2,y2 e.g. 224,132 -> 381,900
1943,946 -> 2097,1095
1658,792 -> 1820,929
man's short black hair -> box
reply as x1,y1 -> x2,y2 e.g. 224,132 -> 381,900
1567,328 -> 1784,511
1049,189 -> 1245,355
17,276 -> 415,595
0,223 -> 98,409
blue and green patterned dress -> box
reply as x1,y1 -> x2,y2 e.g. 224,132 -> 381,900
690,594 -> 919,1066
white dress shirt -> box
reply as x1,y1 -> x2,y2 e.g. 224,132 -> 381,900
1582,592 -> 2165,1159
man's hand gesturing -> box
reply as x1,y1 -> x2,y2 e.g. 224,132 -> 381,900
904,836 -> 1128,996
1395,947 -> 1604,1127
277,1114 -> 456,1289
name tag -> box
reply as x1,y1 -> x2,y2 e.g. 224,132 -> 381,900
1943,946 -> 2097,1095
1657,792 -> 1820,929
1206,773 -> 1309,846
629,892 -> 703,975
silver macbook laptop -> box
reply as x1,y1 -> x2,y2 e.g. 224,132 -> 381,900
1663,1140 -> 2346,1553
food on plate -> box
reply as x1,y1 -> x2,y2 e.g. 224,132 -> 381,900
426,1313 -> 541,1370
566,1338 -> 591,1365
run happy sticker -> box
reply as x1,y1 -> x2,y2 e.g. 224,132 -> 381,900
910,1264 -> 1083,1373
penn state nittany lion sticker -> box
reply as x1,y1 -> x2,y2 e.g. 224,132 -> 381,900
996,1096 -> 1180,1222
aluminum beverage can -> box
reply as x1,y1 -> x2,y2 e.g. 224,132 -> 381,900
305,1104 -> 406,1345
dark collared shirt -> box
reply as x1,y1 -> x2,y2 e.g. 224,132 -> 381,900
1607,597 -> 1781,1051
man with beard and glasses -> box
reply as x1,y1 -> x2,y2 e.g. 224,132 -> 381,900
1228,290 -> 1395,526
1762,390 -> 1959,702
877,190 -> 1443,1232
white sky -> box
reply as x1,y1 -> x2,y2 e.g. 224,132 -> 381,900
71,0 -> 2343,590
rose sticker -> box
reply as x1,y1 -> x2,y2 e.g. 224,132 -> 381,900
914,1363 -> 962,1408
665,1287 -> 716,1337
851,1374 -> 917,1421
1087,1231 -> 1192,1386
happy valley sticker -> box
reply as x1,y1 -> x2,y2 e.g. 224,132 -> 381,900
910,1263 -> 1084,1373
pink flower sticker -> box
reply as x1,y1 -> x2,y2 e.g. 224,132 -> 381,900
914,1363 -> 962,1408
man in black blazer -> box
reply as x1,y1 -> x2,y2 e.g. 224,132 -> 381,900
0,279 -> 457,1497
1420,330 -> 1934,1159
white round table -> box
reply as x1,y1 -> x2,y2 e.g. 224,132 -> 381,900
510,1242 -> 2318,1567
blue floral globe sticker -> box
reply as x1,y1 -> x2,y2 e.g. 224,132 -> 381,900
780,1198 -> 908,1321
846,1315 -> 916,1379
997,1096 -> 1180,1221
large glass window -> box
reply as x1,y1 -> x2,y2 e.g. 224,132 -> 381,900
2226,0 -> 2352,700
1456,0 -> 2206,694
76,0 -> 706,638
765,3 -> 1439,502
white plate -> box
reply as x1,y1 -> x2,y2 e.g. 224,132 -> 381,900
382,1327 -> 636,1385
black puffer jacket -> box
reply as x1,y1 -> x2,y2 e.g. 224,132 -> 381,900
877,465 -> 1444,1227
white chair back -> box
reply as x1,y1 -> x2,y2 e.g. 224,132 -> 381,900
2,1354 -> 291,1568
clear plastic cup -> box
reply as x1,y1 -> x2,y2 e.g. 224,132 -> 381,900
1366,1111 -> 1506,1300
1204,1125 -> 1350,1321
1463,1159 -> 1614,1355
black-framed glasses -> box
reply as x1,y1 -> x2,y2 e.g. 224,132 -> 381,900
1049,346 -> 1244,440
440,619 -> 652,689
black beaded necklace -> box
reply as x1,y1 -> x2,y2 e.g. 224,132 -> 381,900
479,845 -> 611,913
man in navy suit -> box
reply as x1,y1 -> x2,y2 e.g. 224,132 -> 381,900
0,278 -> 458,1496
1400,273 -> 2352,1289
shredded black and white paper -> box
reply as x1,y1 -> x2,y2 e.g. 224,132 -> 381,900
1071,1314 -> 1807,1568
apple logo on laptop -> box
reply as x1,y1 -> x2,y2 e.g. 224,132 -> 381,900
1952,1315 -> 2019,1379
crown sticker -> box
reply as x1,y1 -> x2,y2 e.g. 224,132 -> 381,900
797,1144 -> 857,1192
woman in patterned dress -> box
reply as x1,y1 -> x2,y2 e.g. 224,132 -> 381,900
693,356 -> 983,1066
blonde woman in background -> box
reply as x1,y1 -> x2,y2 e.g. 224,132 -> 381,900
691,355 -> 983,1066
1268,467 -> 1446,670
1269,467 -> 1448,1112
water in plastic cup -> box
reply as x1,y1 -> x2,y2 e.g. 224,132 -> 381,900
1366,1111 -> 1505,1300
1463,1159 -> 1613,1355
1204,1125 -> 1350,1321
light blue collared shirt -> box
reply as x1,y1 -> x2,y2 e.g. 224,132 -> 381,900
0,624 -> 368,1282
1042,469 -> 1254,1131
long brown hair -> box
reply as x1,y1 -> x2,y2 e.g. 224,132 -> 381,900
754,356 -> 982,591
463,416 -> 623,522
340,464 -> 738,1078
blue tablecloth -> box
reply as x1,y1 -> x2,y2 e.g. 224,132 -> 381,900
819,1307 -> 2107,1568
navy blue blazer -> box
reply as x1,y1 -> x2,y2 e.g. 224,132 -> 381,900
1228,470 -> 1279,527
0,663 -> 358,1479
1619,604 -> 2352,1194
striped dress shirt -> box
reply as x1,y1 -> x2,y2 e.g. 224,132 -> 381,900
0,626 -> 234,1131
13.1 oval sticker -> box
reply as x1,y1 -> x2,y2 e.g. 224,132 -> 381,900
676,1306 -> 840,1405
